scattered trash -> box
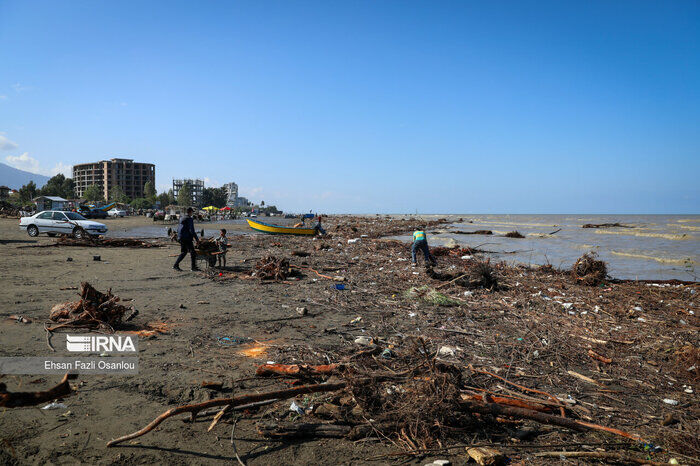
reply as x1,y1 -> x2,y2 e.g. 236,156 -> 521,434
349,316 -> 362,324
289,401 -> 305,415
380,348 -> 393,359
93,255 -> 101,261
217,336 -> 253,346
438,346 -> 456,357
662,398 -> 679,406
354,336 -> 372,346
334,284 -> 346,290
41,402 -> 67,410
296,307 -> 308,316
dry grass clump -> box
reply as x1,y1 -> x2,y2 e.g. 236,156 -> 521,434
571,252 -> 607,286
504,231 -> 525,238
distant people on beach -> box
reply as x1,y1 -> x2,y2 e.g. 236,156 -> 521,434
215,228 -> 228,268
314,215 -> 326,235
173,207 -> 200,271
411,228 -> 436,267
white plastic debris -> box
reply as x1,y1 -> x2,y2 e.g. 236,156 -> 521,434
663,398 -> 679,405
633,306 -> 643,311
354,336 -> 372,346
463,291 -> 474,297
347,238 -> 361,244
438,346 -> 456,357
41,402 -> 67,410
637,317 -> 647,322
289,401 -> 305,415
460,255 -> 472,260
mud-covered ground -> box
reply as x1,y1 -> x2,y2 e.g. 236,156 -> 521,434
0,216 -> 697,465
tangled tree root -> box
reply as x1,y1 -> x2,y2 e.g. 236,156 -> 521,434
572,252 -> 607,286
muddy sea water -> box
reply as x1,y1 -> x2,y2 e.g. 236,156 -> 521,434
394,214 -> 699,281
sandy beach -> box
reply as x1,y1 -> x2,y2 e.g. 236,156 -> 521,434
1,216 -> 698,465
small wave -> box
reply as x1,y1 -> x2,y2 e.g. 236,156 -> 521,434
468,221 -> 558,228
674,224 -> 700,231
594,230 -> 693,241
677,219 -> 700,223
610,251 -> 696,266
575,243 -> 598,250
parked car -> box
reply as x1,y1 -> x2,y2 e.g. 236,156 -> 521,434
108,209 -> 127,217
83,209 -> 108,219
20,211 -> 108,239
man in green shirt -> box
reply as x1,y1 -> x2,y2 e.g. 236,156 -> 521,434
412,229 -> 436,267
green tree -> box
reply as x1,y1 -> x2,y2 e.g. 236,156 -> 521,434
40,174 -> 76,199
109,185 -> 129,203
201,187 -> 228,208
157,191 -> 171,207
84,184 -> 105,202
143,181 -> 156,203
177,182 -> 192,206
19,181 -> 38,204
130,198 -> 152,209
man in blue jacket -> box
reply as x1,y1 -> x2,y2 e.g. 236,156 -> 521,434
173,207 -> 200,271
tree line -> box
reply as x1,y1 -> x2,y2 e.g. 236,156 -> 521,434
7,176 -> 280,214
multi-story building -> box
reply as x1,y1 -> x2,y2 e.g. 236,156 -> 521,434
223,182 -> 238,207
73,158 -> 155,200
172,178 -> 204,206
235,196 -> 251,208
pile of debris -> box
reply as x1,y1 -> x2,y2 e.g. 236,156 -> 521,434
107,338 -> 662,464
571,252 -> 608,285
0,201 -> 21,218
253,255 -> 291,280
48,282 -> 135,331
504,230 -> 525,238
27,236 -> 164,248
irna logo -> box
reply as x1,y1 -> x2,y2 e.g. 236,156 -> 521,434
66,335 -> 137,353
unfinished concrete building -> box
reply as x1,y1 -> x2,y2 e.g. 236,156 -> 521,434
172,178 -> 204,206
73,158 -> 155,200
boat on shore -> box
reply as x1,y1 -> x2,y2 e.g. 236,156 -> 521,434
246,218 -> 317,236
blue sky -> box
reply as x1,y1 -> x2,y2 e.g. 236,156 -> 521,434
0,0 -> 698,213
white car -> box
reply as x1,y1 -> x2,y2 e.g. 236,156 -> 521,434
108,209 -> 127,217
20,210 -> 108,239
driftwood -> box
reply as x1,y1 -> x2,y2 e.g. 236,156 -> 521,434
257,422 -> 351,439
582,223 -> 629,229
588,349 -> 612,364
107,382 -> 347,446
0,374 -> 72,408
461,400 -> 644,442
534,451 -> 668,465
255,363 -> 340,378
48,282 -> 132,331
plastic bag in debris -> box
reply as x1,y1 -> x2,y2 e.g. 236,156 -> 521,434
42,402 -> 67,410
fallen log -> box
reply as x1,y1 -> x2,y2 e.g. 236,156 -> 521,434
460,400 -> 645,443
106,382 -> 347,447
257,421 -> 352,439
255,363 -> 340,378
461,393 -> 553,413
0,374 -> 72,408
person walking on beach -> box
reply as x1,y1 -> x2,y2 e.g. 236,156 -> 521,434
314,215 -> 327,235
215,228 -> 228,268
411,229 -> 436,267
173,207 -> 200,271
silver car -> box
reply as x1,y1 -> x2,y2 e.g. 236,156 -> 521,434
20,210 -> 108,239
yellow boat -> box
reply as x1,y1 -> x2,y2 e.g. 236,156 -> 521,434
246,218 -> 317,236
